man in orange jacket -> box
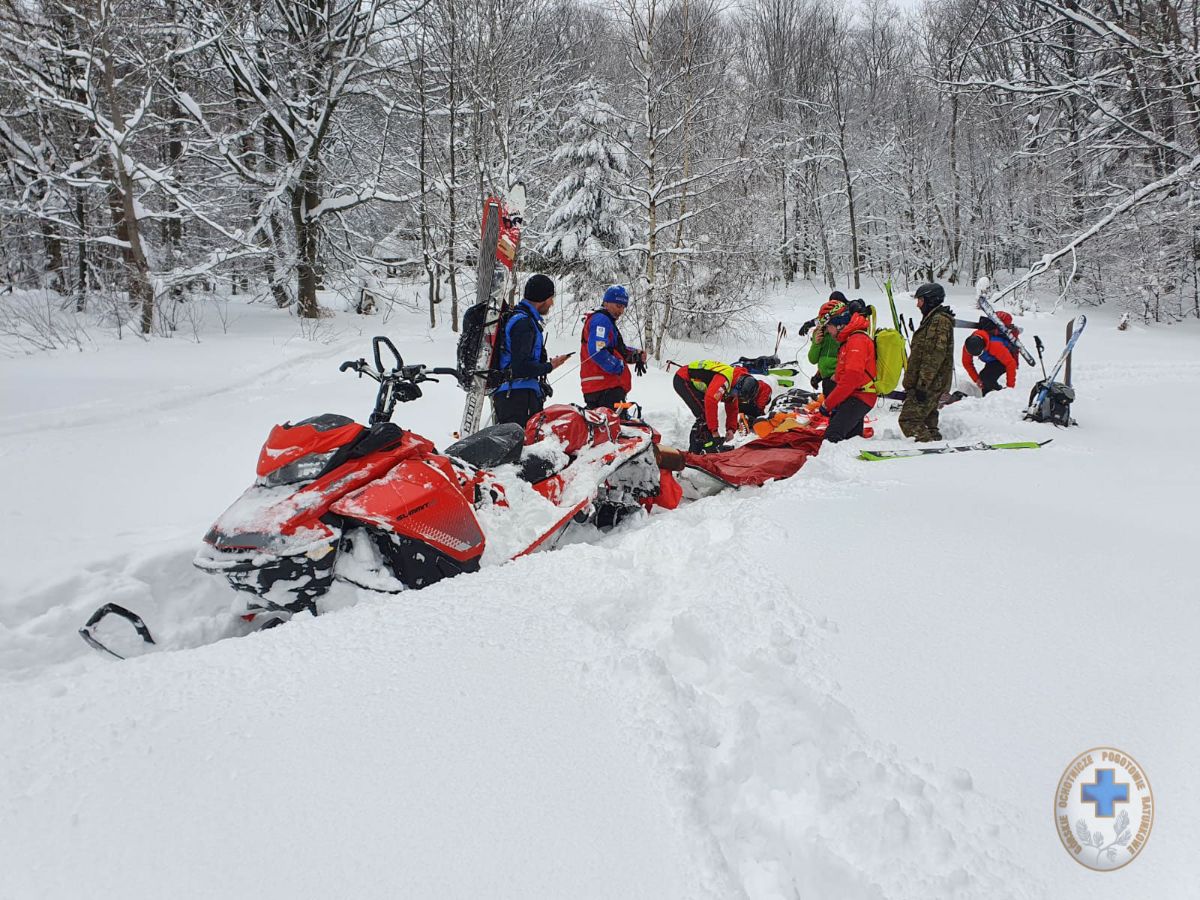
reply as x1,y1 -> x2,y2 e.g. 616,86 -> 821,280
817,301 -> 877,443
962,311 -> 1019,395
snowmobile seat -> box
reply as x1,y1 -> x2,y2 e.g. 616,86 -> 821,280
443,423 -> 526,469
516,450 -> 566,484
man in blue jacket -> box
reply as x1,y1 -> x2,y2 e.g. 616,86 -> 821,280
492,273 -> 572,428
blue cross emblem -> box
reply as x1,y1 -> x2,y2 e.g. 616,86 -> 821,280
1081,769 -> 1129,818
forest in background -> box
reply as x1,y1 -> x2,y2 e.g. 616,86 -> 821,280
1,0 -> 1198,352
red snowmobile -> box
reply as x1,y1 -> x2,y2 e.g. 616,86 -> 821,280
80,337 -> 663,658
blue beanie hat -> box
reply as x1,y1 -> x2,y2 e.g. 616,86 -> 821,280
603,285 -> 629,306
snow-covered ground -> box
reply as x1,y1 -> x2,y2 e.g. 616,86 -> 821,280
2,284 -> 1196,899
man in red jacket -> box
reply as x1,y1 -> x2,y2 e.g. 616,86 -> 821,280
579,285 -> 647,409
962,311 -> 1019,395
817,302 -> 877,443
673,360 -> 770,453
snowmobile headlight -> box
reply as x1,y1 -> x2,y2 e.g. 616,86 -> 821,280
259,450 -> 339,487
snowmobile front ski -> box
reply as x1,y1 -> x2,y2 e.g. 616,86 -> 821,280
1025,315 -> 1086,419
79,603 -> 156,659
858,439 -> 1052,461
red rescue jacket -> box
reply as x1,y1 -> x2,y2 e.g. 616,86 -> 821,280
962,328 -> 1018,388
825,314 -> 877,411
579,310 -> 632,396
679,361 -> 744,434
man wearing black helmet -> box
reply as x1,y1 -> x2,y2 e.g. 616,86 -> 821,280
900,283 -> 955,441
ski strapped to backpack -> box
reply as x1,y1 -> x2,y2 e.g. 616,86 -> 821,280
975,277 -> 1036,366
884,279 -> 909,342
456,187 -> 525,436
858,439 -> 1052,461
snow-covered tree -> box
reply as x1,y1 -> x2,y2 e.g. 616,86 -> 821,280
540,82 -> 633,283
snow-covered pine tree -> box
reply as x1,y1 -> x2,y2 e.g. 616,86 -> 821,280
540,82 -> 632,284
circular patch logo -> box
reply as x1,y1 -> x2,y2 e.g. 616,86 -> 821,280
1055,747 -> 1153,870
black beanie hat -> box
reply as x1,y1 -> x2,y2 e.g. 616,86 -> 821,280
829,290 -> 848,303
524,273 -> 555,303
964,333 -> 986,357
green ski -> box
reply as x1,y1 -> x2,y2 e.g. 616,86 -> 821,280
858,440 -> 1051,461
884,279 -> 908,342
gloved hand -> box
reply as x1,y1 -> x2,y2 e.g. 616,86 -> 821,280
700,437 -> 726,454
817,404 -> 830,417
914,389 -> 928,403
809,372 -> 821,390
634,358 -> 648,376
799,318 -> 816,336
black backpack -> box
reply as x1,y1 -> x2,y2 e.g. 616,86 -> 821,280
734,354 -> 781,376
456,303 -> 521,389
1027,380 -> 1076,427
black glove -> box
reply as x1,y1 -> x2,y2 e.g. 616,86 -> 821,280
634,359 -> 648,376
799,319 -> 816,336
817,404 -> 830,417
809,373 -> 821,390
914,388 -> 928,403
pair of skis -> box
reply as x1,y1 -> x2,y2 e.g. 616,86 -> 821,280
883,279 -> 910,343
1026,315 -> 1086,418
859,440 -> 1051,461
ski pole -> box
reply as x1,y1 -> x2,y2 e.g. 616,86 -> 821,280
1034,336 -> 1048,381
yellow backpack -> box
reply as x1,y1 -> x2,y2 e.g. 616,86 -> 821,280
869,328 -> 907,395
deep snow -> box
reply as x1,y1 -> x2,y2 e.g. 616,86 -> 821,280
1,283 -> 1197,899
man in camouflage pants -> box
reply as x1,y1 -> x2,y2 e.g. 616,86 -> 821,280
900,283 -> 956,442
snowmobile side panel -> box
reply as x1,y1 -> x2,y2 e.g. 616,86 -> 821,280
332,459 -> 485,564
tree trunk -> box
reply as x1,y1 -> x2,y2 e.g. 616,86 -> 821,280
293,165 -> 321,319
74,186 -> 87,311
99,33 -> 155,333
447,0 -> 461,332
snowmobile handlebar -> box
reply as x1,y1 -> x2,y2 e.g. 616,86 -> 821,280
373,336 -> 403,373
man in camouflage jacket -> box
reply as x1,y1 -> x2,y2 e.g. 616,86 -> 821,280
900,283 -> 955,441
